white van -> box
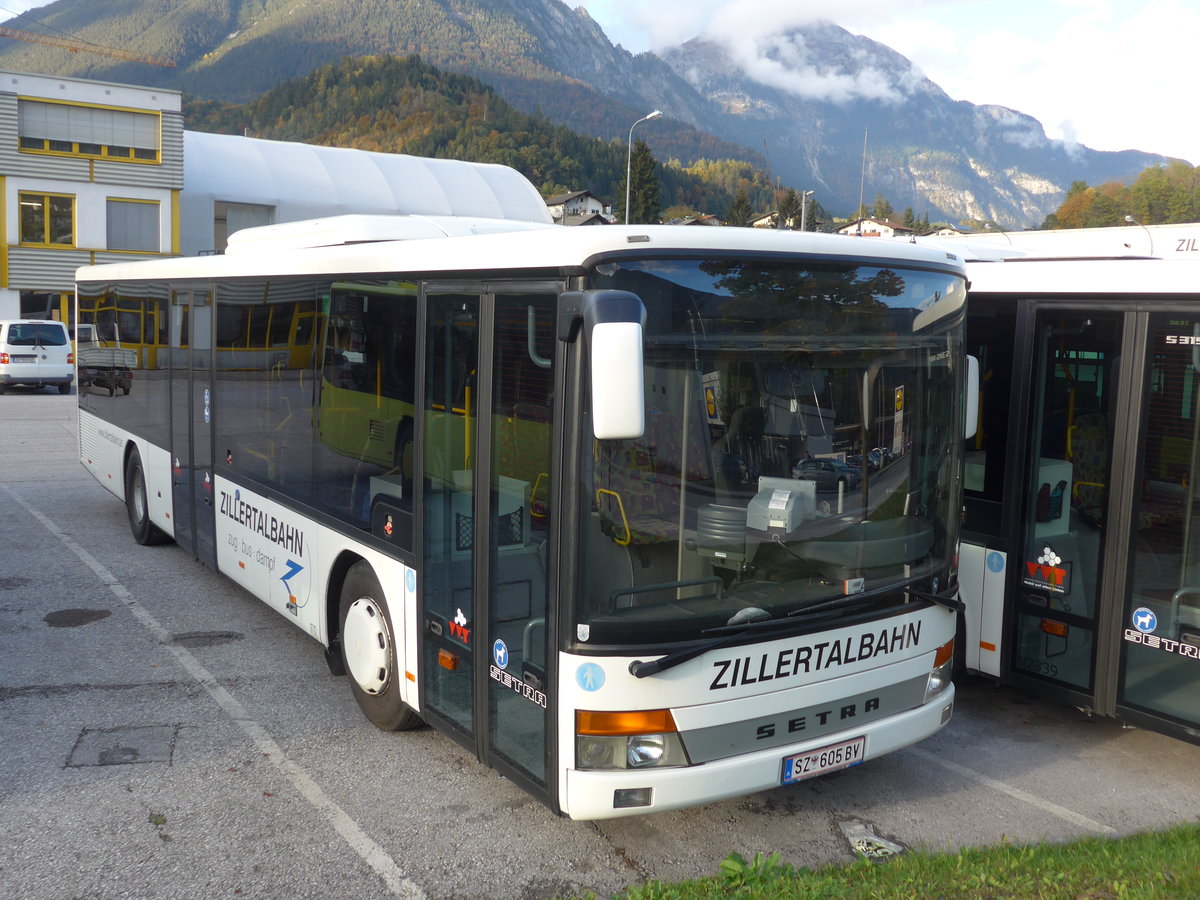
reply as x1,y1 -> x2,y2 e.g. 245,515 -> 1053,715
0,319 -> 74,394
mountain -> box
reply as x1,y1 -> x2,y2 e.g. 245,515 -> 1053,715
181,53 -> 753,216
0,0 -> 1175,226
655,24 -> 1170,227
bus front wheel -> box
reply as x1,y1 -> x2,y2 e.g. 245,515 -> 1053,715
339,561 -> 423,731
125,448 -> 170,546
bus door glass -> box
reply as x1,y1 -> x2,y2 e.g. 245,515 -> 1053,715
422,291 -> 481,742
1012,310 -> 1123,690
1119,312 -> 1200,728
420,287 -> 554,791
170,288 -> 217,568
484,290 -> 554,786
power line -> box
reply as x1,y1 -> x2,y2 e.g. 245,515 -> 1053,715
1,4 -> 84,44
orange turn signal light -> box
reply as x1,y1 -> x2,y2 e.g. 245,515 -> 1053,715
933,638 -> 955,668
576,709 -> 677,736
438,649 -> 460,671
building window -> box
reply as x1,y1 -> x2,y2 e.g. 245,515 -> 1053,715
107,199 -> 160,252
19,193 -> 75,247
17,99 -> 161,163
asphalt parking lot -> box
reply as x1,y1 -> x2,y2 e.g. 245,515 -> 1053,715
3,389 -> 1200,899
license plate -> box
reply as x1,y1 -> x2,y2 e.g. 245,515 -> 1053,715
781,736 -> 866,784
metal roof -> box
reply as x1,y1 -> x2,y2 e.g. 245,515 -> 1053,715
179,131 -> 553,254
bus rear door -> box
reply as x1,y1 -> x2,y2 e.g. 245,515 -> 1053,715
170,287 -> 218,569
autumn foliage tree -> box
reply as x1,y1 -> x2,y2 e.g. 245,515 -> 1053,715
1043,162 -> 1200,229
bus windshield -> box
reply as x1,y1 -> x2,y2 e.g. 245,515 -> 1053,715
577,256 -> 967,647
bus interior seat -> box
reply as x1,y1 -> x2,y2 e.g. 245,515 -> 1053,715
1067,413 -> 1107,526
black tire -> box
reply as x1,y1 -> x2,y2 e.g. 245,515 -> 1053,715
339,561 -> 423,731
125,448 -> 171,546
58,382 -> 71,394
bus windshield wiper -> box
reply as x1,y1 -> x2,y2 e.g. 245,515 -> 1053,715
628,621 -> 777,679
628,601 -> 857,678
779,577 -> 964,618
627,577 -> 962,678
903,585 -> 965,611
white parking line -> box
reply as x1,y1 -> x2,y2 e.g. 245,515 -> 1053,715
908,747 -> 1117,835
7,486 -> 426,900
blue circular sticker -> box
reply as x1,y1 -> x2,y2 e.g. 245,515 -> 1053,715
1131,607 -> 1157,634
987,551 -> 1005,573
576,663 -> 605,692
493,639 -> 509,669
405,569 -> 416,593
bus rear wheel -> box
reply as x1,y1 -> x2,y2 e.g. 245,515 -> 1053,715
125,448 -> 170,546
339,561 -> 423,731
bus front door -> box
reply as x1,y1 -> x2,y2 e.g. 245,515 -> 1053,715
1009,310 -> 1123,695
420,286 -> 557,801
170,289 -> 217,569
1010,307 -> 1200,737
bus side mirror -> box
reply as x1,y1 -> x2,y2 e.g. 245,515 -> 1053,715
964,355 -> 979,440
565,290 -> 646,440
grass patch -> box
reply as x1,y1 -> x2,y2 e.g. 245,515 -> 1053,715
584,823 -> 1200,899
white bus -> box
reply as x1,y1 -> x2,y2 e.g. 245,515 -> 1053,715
946,223 -> 1200,745
77,214 -> 971,818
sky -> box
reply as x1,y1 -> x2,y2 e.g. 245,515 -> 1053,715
2,0 -> 1196,164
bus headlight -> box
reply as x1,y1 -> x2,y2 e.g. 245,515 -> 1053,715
575,709 -> 691,770
924,638 -> 955,703
627,734 -> 666,767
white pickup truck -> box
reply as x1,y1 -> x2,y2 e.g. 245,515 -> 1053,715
76,323 -> 136,395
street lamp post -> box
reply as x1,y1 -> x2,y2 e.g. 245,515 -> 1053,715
1125,215 -> 1155,256
625,110 -> 663,225
799,190 -> 814,232
983,221 -> 1012,246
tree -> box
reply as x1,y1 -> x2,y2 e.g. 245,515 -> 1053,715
187,56 -> 772,225
772,188 -> 803,229
1044,166 -> 1200,229
871,193 -> 893,219
1051,185 -> 1095,229
662,203 -> 700,222
617,139 -> 662,224
725,187 -> 753,227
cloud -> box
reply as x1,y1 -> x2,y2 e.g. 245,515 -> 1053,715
717,29 -> 917,103
988,109 -> 1050,151
629,0 -> 929,103
570,0 -> 929,53
572,0 -> 938,103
